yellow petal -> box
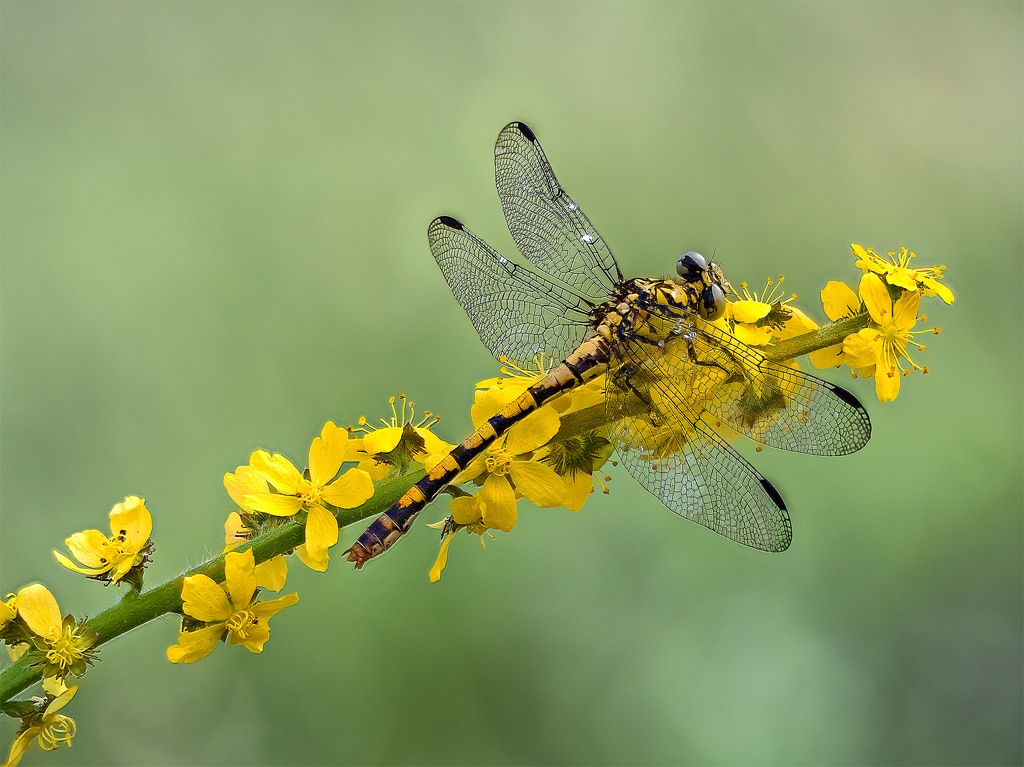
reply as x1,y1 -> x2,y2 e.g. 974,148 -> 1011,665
250,592 -> 299,622
228,622 -> 271,653
356,458 -> 392,482
249,450 -> 303,495
321,468 -> 374,509
730,324 -> 773,346
53,550 -> 108,576
4,725 -> 40,767
450,496 -> 482,526
166,624 -> 225,663
16,584 -> 62,637
309,421 -> 347,488
302,505 -> 339,571
224,466 -> 269,509
505,406 -> 560,456
224,512 -> 245,550
43,685 -> 77,715
874,365 -> 901,402
893,290 -> 921,332
924,277 -> 955,304
509,460 -> 567,508
64,530 -> 108,567
479,475 -> 517,532
181,575 -> 232,622
419,429 -> 454,459
224,549 -> 257,610
362,426 -> 402,455
561,472 -> 593,513
808,342 -> 845,370
429,533 -> 455,582
243,492 -> 303,517
729,300 -> 771,324
821,281 -> 860,322
293,543 -> 323,571
859,273 -> 892,327
255,556 -> 288,591
471,385 -> 515,428
109,496 -> 152,543
843,329 -> 882,369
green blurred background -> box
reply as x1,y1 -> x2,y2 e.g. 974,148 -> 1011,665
2,2 -> 1021,765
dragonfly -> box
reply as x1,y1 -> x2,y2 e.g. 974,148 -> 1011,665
345,121 -> 871,568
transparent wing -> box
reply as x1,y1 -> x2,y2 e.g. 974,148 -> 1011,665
494,122 -> 623,302
629,297 -> 872,455
605,336 -> 793,553
428,216 -> 593,368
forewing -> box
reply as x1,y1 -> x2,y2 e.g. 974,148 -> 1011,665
428,216 -> 591,368
494,122 -> 623,301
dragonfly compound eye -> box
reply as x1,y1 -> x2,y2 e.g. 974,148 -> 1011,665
701,283 -> 727,321
676,251 -> 708,281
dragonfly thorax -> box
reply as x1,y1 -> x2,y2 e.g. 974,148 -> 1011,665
590,277 -> 704,345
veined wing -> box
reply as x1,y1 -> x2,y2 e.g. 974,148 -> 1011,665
494,122 -> 623,302
632,297 -> 871,455
605,337 -> 792,552
428,216 -> 593,368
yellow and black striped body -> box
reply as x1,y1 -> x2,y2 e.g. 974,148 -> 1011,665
345,277 -> 706,568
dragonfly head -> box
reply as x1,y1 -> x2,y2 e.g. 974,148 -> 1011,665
676,251 -> 728,321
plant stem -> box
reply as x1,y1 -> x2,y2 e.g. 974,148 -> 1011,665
0,470 -> 423,706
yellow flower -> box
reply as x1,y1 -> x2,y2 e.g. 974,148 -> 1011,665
347,395 -> 454,480
2,686 -> 77,767
1,593 -> 16,632
53,496 -> 153,586
454,407 -> 567,533
535,431 -> 615,513
808,280 -> 862,370
727,277 -> 818,346
166,549 -> 299,663
842,273 -> 930,401
244,422 -> 374,572
852,244 -> 954,304
14,585 -> 96,682
426,516 -> 494,583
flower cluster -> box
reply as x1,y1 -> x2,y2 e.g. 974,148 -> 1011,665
805,245 -> 953,401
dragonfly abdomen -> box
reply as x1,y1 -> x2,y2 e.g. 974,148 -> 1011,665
346,337 -> 610,569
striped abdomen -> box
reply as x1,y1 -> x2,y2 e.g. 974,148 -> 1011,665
345,336 -> 609,569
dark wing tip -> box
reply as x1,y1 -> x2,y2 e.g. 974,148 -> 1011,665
826,382 -> 873,450
760,477 -> 792,552
511,121 -> 537,142
434,215 -> 464,231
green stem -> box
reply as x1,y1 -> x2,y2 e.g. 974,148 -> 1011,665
0,470 -> 423,706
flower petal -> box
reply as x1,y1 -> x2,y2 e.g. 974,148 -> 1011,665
224,549 -> 257,609
479,475 -> 517,532
249,450 -> 303,495
450,496 -> 482,526
893,290 -> 921,332
309,421 -> 348,488
321,468 -> 374,509
64,530 -> 108,567
843,329 -> 882,369
821,281 -> 860,321
255,556 -> 288,592
243,492 -> 303,517
167,624 -> 225,663
875,365 -> 901,402
505,406 -> 560,456
302,506 -> 339,571
181,575 -> 232,622
429,533 -> 455,582
249,592 -> 299,622
16,584 -> 62,637
730,300 -> 771,324
362,426 -> 402,455
53,550 -> 109,576
224,466 -> 269,509
859,273 -> 892,327
109,496 -> 152,544
509,460 -> 567,508
561,471 -> 593,513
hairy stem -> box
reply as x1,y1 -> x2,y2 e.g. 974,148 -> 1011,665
0,470 -> 423,706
